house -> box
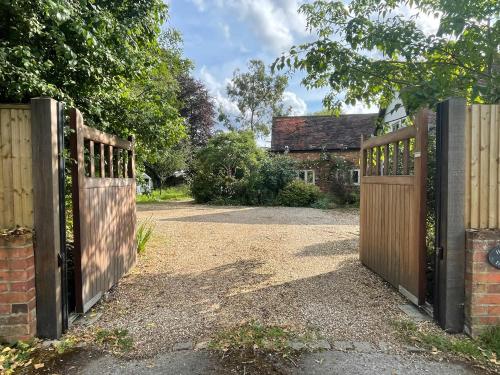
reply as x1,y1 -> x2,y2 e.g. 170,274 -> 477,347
136,173 -> 153,195
271,114 -> 379,193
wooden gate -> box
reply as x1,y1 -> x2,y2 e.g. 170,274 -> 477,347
359,110 -> 428,305
70,108 -> 137,313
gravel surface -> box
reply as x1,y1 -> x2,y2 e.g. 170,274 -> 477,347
89,202 -> 406,357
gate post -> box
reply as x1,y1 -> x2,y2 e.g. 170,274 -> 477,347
435,98 -> 467,332
30,98 -> 63,338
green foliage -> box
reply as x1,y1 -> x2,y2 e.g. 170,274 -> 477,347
136,218 -> 155,254
277,180 -> 322,207
274,0 -> 500,112
479,326 -> 500,357
0,0 -> 189,164
136,185 -> 191,203
219,60 -> 290,137
327,156 -> 359,206
209,321 -> 294,355
191,131 -> 264,203
94,328 -> 133,352
393,320 -> 500,364
0,341 -> 37,374
148,144 -> 189,191
244,155 -> 298,205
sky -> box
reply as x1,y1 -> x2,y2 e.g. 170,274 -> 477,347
168,0 -> 337,118
167,0 -> 440,120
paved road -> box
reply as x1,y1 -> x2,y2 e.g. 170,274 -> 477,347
56,348 -> 482,375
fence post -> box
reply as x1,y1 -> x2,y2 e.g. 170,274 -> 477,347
30,97 -> 63,338
435,97 -> 466,332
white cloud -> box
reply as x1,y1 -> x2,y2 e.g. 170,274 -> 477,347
282,91 -> 307,115
211,0 -> 307,54
342,101 -> 379,114
190,0 -> 206,12
199,66 -> 240,116
220,23 -> 231,40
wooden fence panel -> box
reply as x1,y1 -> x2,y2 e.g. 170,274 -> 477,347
465,104 -> 500,229
360,110 -> 428,305
70,108 -> 136,313
0,105 -> 33,229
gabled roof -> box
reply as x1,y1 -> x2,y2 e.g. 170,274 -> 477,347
271,114 -> 379,152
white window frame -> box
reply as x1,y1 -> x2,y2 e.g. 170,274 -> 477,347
351,169 -> 360,185
297,169 -> 315,185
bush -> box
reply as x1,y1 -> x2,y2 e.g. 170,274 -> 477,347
191,131 -> 264,203
277,180 -> 321,207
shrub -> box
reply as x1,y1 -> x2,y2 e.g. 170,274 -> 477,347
277,180 -> 321,207
191,131 -> 264,203
137,218 -> 155,254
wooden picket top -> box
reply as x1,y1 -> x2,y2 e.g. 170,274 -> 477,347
465,104 -> 500,229
360,110 -> 428,305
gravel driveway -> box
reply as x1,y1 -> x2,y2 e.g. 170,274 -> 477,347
95,202 -> 406,356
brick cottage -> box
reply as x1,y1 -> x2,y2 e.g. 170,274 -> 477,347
271,114 -> 379,192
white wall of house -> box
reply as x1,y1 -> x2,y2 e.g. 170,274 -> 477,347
137,173 -> 153,195
383,94 -> 407,132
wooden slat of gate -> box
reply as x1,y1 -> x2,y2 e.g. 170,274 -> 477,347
70,108 -> 137,313
359,111 -> 428,305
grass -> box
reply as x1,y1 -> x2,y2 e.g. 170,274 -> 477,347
94,328 -> 133,353
136,217 -> 155,254
136,185 -> 191,203
209,321 -> 325,360
393,320 -> 500,366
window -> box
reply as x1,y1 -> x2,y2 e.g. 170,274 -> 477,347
351,169 -> 360,185
297,170 -> 315,184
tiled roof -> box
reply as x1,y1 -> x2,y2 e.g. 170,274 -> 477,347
271,114 -> 379,152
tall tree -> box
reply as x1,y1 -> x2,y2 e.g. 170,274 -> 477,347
220,60 -> 290,137
178,75 -> 216,148
274,0 -> 499,112
0,0 -> 188,162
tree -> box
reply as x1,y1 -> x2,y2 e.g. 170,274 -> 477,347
178,75 -> 216,148
0,0 -> 188,162
148,145 -> 189,193
220,60 -> 290,137
274,0 -> 499,112
191,131 -> 264,202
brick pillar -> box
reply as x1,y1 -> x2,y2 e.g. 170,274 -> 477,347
0,233 -> 36,343
465,229 -> 500,337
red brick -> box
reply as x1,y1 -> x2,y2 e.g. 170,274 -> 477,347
471,262 -> 491,273
0,314 -> 28,325
0,283 -> 9,293
471,273 -> 500,283
6,257 -> 35,271
470,250 -> 489,262
0,246 -> 33,260
476,316 -> 500,325
0,304 -> 11,314
0,268 -> 34,282
475,294 -> 500,305
487,305 -> 500,316
0,289 -> 35,304
487,284 -> 500,293
9,278 -> 35,292
471,305 -> 488,316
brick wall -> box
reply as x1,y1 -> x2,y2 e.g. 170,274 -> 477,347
464,229 -> 500,337
288,150 -> 360,193
0,233 -> 36,343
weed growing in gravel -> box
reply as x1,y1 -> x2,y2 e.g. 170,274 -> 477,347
0,341 -> 37,374
392,319 -> 499,366
94,328 -> 133,353
209,321 -> 296,357
137,217 -> 155,254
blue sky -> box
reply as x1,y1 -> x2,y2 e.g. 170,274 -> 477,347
167,0 -> 438,119
167,0 -> 336,116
